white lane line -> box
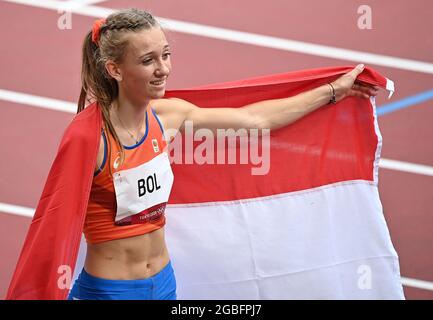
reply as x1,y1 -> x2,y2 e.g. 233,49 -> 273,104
380,159 -> 433,177
4,0 -> 433,75
156,19 -> 433,75
3,0 -> 113,16
56,0 -> 107,5
1,88 -> 433,177
1,201 -> 433,293
67,0 -> 107,5
401,277 -> 433,292
0,89 -> 76,113
0,202 -> 34,218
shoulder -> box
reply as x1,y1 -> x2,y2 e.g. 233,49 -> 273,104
151,98 -> 196,116
150,98 -> 195,133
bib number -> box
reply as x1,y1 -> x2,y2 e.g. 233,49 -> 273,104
113,152 -> 173,226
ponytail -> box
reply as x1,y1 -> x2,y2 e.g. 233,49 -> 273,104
77,30 -> 122,178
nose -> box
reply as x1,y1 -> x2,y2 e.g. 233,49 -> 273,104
155,59 -> 170,77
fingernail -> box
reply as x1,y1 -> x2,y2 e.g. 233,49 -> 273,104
358,64 -> 365,69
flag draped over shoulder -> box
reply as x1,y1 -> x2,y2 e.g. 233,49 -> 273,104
7,66 -> 404,300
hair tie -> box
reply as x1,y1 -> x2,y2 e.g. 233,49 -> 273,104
91,18 -> 106,45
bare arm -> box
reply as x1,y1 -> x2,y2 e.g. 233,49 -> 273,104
242,84 -> 334,131
155,64 -> 378,133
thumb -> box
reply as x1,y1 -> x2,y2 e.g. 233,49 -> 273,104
352,64 -> 365,76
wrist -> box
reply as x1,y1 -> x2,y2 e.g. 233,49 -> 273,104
327,83 -> 337,104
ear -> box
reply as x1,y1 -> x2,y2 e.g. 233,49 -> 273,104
105,60 -> 123,82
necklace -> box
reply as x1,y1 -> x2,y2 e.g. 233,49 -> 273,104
114,107 -> 144,144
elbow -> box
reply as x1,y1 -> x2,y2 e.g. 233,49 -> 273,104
243,109 -> 272,131
249,113 -> 271,131
251,118 -> 268,132
257,115 -> 280,131
255,118 -> 274,134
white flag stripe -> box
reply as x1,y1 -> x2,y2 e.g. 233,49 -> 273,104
164,181 -> 403,299
1,199 -> 431,293
4,0 -> 433,74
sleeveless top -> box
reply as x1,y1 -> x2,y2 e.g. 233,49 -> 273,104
83,107 -> 174,244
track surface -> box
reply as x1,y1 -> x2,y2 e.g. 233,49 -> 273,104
0,0 -> 432,299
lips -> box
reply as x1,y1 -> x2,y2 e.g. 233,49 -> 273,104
150,79 -> 166,85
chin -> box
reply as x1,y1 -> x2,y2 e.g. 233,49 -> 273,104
150,89 -> 166,99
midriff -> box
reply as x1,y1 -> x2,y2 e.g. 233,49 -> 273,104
84,227 -> 170,280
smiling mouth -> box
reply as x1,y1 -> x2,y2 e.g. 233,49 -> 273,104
150,79 -> 166,86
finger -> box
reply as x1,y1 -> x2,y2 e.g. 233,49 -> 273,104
356,86 -> 376,96
357,87 -> 376,97
365,86 -> 378,96
355,91 -> 370,99
357,82 -> 379,92
354,80 -> 378,91
350,89 -> 371,99
349,64 -> 365,77
352,84 -> 377,96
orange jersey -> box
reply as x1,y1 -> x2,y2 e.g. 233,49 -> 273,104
83,107 -> 174,244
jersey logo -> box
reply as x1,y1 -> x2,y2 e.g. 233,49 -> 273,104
152,139 -> 159,153
113,154 -> 121,169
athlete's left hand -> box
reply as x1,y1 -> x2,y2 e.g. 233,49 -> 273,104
331,64 -> 379,102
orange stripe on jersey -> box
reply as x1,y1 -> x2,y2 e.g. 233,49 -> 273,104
83,107 -> 172,244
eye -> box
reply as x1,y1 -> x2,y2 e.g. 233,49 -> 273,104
163,52 -> 171,59
142,59 -> 152,65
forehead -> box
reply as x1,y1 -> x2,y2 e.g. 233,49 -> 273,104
125,27 -> 168,57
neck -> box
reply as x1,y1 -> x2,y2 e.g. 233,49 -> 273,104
111,91 -> 150,129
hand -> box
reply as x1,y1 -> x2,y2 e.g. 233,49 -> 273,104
330,64 -> 379,102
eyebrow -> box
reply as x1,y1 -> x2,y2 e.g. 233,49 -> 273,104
138,45 -> 170,59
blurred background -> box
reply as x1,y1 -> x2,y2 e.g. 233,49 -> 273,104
0,0 -> 432,299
